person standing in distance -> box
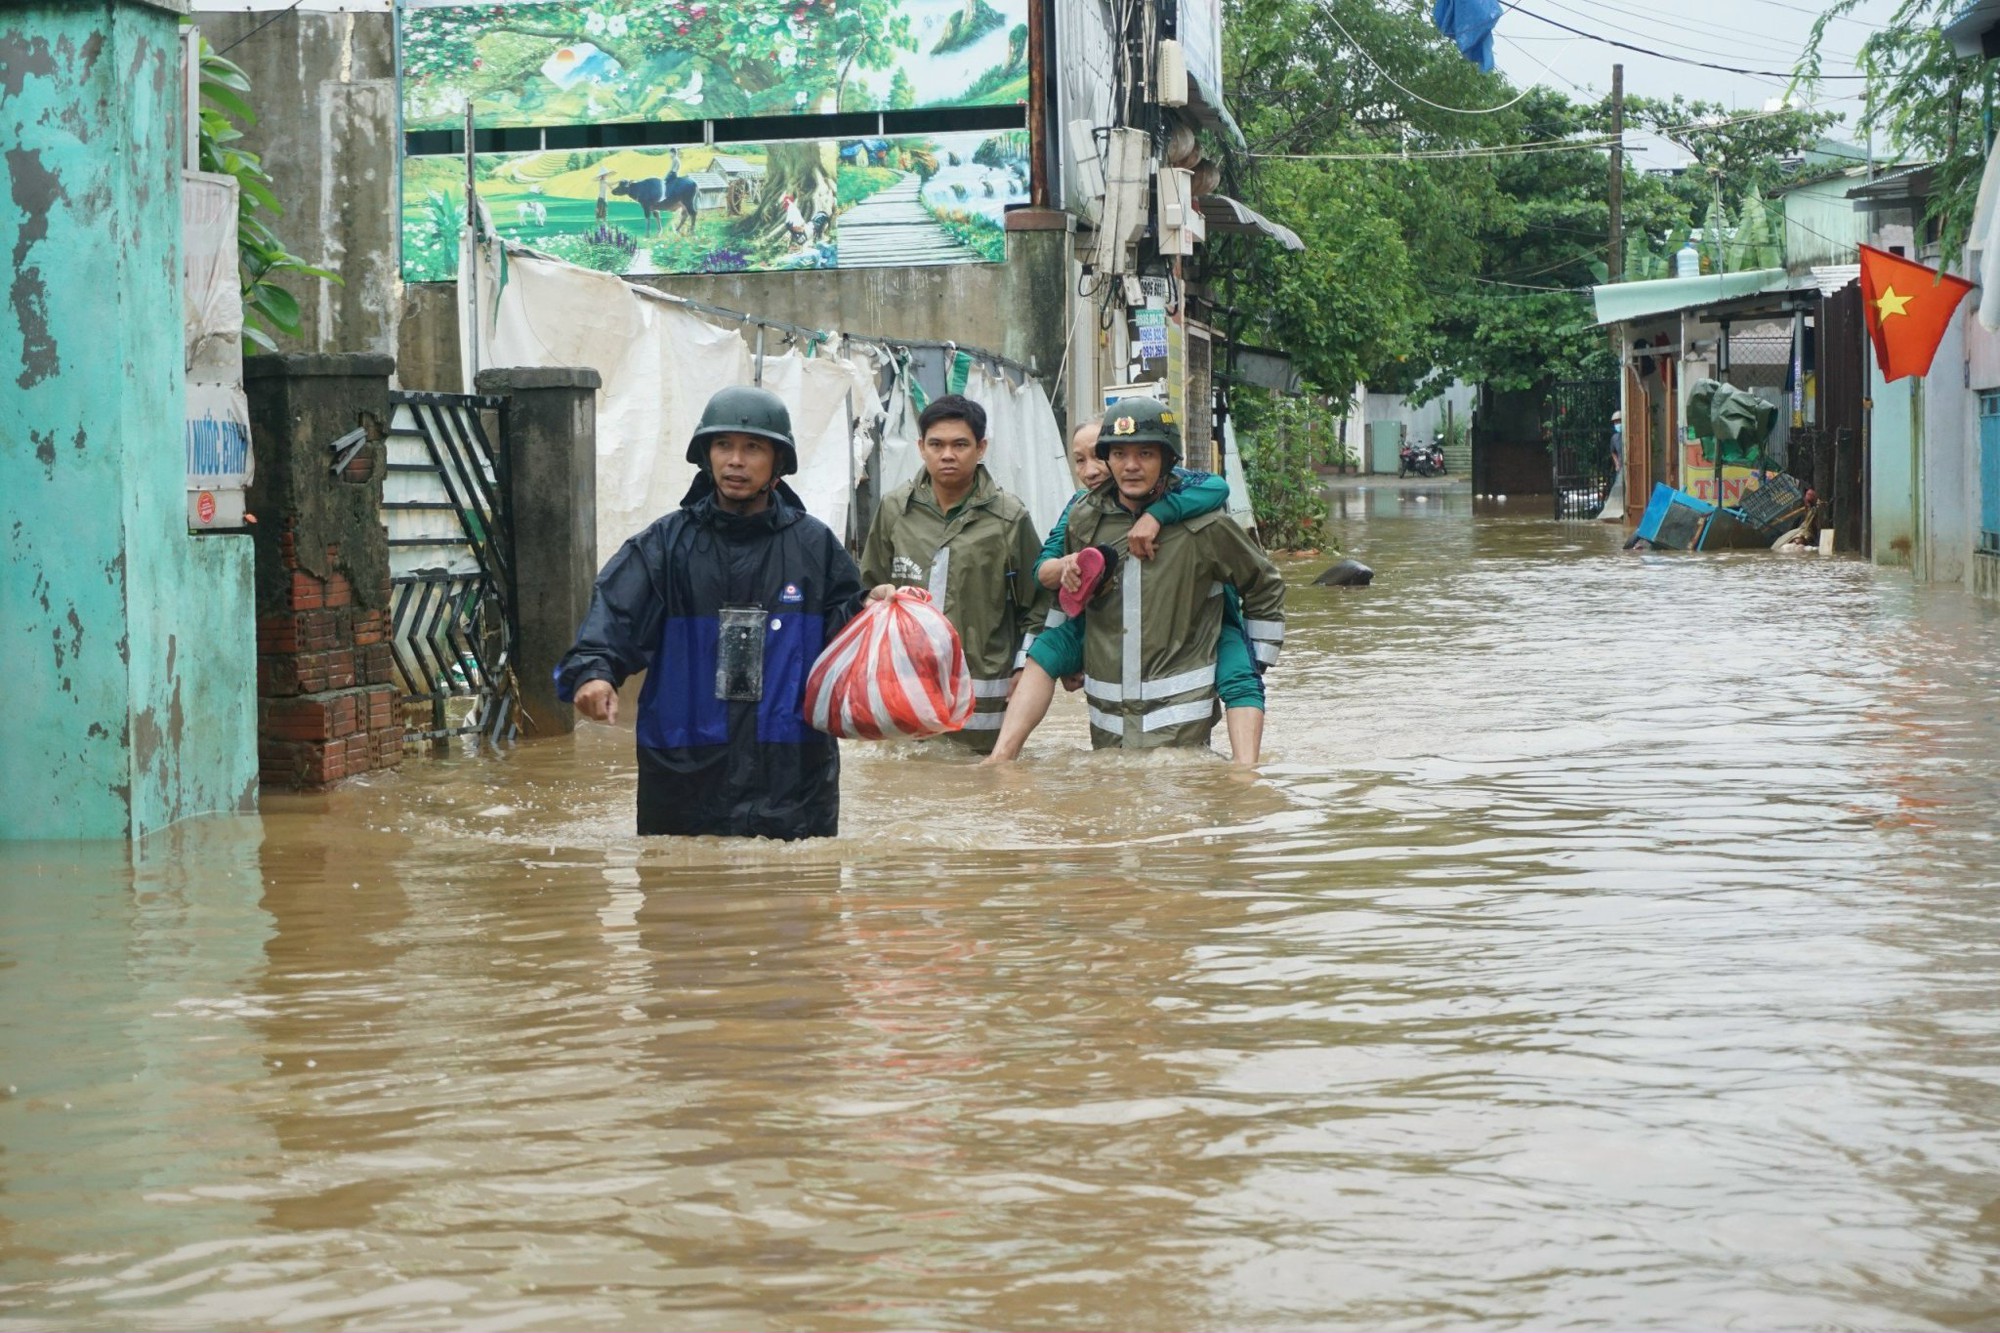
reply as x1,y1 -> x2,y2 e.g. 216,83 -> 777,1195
555,386 -> 867,838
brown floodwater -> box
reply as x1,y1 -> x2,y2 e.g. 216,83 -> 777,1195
6,487 -> 2000,1330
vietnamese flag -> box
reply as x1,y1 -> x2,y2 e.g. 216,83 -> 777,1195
1858,243 -> 1975,381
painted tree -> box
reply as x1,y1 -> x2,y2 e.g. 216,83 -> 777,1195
401,0 -> 912,128
889,67 -> 916,110
401,0 -> 919,239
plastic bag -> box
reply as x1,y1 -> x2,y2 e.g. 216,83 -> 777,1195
804,588 -> 974,739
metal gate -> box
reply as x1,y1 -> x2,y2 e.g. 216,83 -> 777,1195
382,391 -> 520,745
1545,378 -> 1620,519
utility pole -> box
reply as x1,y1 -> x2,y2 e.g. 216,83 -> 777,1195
1608,63 -> 1624,281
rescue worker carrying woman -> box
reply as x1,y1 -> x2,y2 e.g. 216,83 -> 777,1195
986,397 -> 1286,760
554,386 -> 868,839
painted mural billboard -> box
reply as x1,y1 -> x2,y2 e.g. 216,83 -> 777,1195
402,131 -> 1030,281
398,0 -> 1030,130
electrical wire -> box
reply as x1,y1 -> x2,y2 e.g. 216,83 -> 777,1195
1249,91 -> 1867,162
1502,3 -> 1871,79
1527,0 -> 1864,69
215,0 -> 307,57
1498,33 -> 1589,95
1317,4 -> 1537,115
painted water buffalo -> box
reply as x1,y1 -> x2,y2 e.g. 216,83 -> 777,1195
613,153 -> 698,236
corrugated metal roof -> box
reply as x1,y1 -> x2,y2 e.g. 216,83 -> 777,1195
1591,268 -> 1791,326
1197,195 -> 1304,251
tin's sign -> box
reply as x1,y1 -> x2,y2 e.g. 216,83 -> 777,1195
184,171 -> 252,528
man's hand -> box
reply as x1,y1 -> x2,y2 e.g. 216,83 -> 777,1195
1060,673 -> 1084,693
1128,513 -> 1162,560
574,679 -> 619,725
1006,667 -> 1023,700
868,583 -> 897,601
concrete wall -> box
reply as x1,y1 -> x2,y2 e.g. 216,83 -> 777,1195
1919,311 -> 1974,586
398,222 -> 1075,410
1,0 -> 259,841
190,8 -> 399,359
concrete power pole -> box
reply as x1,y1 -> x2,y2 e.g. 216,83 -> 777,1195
1608,63 -> 1625,281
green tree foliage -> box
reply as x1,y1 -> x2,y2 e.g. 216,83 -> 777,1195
1230,390 -> 1332,551
1219,0 -> 1839,402
888,67 -> 916,110
1631,95 -> 1839,211
1800,0 -> 1983,257
191,34 -> 338,351
1727,189 -> 1782,271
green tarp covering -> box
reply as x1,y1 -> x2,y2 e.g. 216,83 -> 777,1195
1686,378 -> 1778,465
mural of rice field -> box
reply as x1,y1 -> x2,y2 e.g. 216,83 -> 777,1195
399,0 -> 1029,131
401,131 -> 1030,281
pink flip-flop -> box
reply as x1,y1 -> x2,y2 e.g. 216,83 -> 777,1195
1061,544 -> 1117,618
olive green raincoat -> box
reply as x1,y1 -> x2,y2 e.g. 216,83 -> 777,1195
1062,483 -> 1286,749
860,466 -> 1053,748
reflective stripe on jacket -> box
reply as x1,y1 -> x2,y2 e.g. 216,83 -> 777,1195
1065,486 -> 1286,749
859,465 -> 1052,744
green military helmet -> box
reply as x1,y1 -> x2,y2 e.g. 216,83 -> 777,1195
686,385 -> 799,476
1095,396 -> 1183,468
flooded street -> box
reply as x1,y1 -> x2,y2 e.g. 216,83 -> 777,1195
6,487 -> 2000,1330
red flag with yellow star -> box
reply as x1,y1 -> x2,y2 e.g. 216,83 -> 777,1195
1858,243 -> 1974,381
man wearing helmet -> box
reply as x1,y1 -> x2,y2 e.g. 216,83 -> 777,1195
986,397 -> 1286,757
554,386 -> 867,838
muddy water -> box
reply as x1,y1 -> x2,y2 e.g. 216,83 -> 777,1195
6,488 -> 2000,1330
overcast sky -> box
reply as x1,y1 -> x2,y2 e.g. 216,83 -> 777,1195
1486,0 -> 1909,169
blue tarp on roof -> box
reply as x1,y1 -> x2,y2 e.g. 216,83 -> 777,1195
1432,0 -> 1501,71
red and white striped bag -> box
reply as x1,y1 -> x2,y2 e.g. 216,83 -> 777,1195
804,588 -> 974,740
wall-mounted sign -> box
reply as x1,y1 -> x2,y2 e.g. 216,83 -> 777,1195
398,0 -> 1030,131
402,130 -> 1027,281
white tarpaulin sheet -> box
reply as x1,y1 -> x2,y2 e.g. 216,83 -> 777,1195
469,243 -> 875,558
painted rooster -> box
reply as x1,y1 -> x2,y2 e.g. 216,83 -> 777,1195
778,193 -> 833,248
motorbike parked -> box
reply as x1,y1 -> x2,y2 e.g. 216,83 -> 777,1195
1398,435 -> 1446,478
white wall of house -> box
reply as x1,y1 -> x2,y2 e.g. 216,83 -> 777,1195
1920,312 -> 1975,585
1362,382 -> 1477,468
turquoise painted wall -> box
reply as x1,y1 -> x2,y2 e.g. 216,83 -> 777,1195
1870,361 -> 1917,567
0,0 -> 257,841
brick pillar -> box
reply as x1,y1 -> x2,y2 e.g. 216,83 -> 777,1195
475,366 -> 600,737
243,354 -> 404,787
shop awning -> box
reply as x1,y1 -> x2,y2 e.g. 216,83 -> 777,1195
1591,268 -> 1790,326
1185,71 -> 1249,154
1198,195 -> 1306,251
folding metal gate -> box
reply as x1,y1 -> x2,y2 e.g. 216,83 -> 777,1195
1545,378 -> 1620,519
382,391 -> 520,744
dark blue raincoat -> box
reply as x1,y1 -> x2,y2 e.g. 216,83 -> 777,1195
555,478 -> 865,839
